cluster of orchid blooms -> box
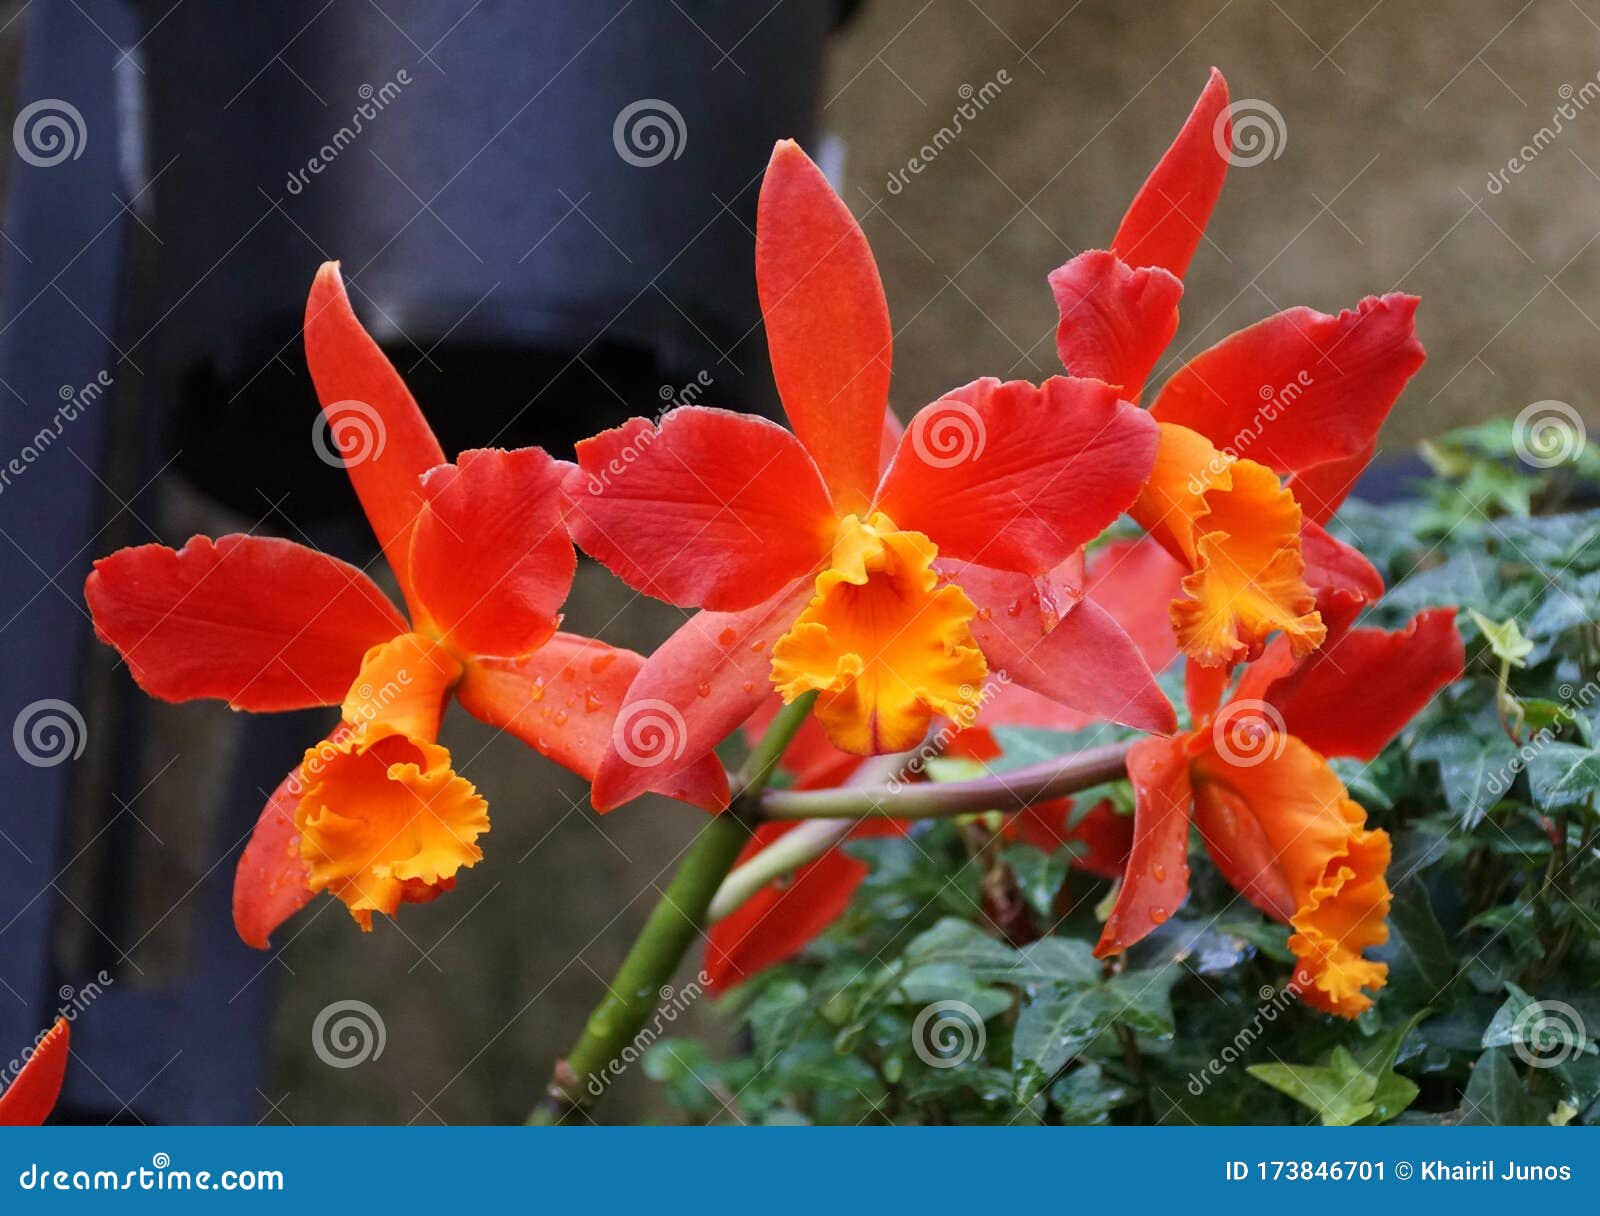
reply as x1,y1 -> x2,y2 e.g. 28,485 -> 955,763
6,66 -> 1474,1124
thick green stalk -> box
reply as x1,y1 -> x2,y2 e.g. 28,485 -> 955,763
527,692 -> 816,1125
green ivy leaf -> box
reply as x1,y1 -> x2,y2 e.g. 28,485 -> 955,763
1469,609 -> 1534,667
1526,741 -> 1600,808
1248,1012 -> 1425,1126
1458,1048 -> 1541,1125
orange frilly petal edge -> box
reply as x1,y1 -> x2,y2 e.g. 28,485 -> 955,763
1288,824 -> 1392,1018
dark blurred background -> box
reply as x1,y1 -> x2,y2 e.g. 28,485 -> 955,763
0,0 -> 1596,1124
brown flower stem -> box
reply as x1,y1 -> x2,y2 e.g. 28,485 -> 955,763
758,741 -> 1133,821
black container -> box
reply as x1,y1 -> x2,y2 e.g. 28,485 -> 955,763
135,0 -> 853,518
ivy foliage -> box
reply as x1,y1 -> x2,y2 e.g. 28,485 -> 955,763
648,421 -> 1600,1125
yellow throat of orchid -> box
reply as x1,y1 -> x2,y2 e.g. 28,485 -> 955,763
770,512 -> 987,755
293,632 -> 489,930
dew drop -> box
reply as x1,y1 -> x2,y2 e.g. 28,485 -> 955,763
1006,600 -> 1023,617
590,652 -> 617,674
1151,863 -> 1166,882
1149,906 -> 1169,925
583,689 -> 604,713
529,678 -> 546,702
553,710 -> 568,726
741,680 -> 755,693
697,682 -> 711,698
718,627 -> 737,645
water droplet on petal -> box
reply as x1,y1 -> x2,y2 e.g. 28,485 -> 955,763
697,682 -> 711,698
718,627 -> 737,646
1006,600 -> 1023,617
529,678 -> 546,702
590,652 -> 617,674
553,710 -> 568,726
1149,906 -> 1169,925
1151,863 -> 1166,882
741,680 -> 755,693
583,689 -> 604,713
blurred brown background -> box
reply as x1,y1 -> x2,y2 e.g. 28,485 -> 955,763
4,0 -> 1598,1124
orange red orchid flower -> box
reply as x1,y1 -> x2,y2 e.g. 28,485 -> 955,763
0,1019 -> 69,1125
1049,68 -> 1426,667
567,140 -> 1176,811
84,264 -> 724,948
1098,603 -> 1464,1017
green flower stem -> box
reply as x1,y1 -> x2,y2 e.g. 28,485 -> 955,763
527,692 -> 817,1125
706,750 -> 914,923
759,740 -> 1134,821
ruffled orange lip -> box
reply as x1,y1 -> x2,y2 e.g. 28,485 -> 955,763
294,633 -> 489,930
1133,422 -> 1324,667
770,513 -> 987,754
